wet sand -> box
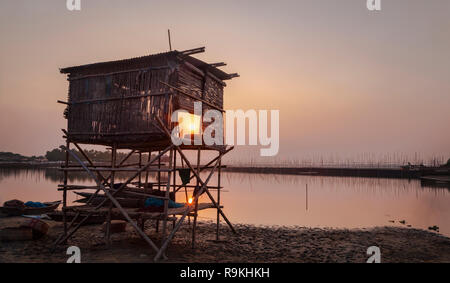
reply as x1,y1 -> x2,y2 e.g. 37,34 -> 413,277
0,216 -> 449,263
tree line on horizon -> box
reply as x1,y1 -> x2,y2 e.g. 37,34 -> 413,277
45,146 -> 167,163
1,148 -> 449,167
1,146 -> 168,164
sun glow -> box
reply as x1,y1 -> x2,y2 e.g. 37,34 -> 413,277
178,112 -> 201,138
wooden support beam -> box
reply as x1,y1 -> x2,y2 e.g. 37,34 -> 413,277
145,150 -> 151,192
105,144 -> 117,246
153,116 -> 236,261
155,117 -> 235,233
154,151 -> 223,261
138,152 -> 142,187
209,62 -> 226,68
54,145 -> 174,259
65,92 -> 171,105
216,159 -> 222,241
227,73 -> 240,79
174,147 -> 233,193
159,81 -> 224,112
175,146 -> 236,234
179,47 -> 205,56
161,149 -> 173,254
57,184 -> 223,191
66,65 -> 171,81
72,142 -> 106,180
192,149 -> 201,249
58,147 -> 165,258
102,149 -> 136,184
60,167 -> 172,172
62,141 -> 70,239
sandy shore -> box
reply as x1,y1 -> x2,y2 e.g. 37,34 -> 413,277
0,216 -> 449,263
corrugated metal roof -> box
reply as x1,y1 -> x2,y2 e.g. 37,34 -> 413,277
60,48 -> 238,81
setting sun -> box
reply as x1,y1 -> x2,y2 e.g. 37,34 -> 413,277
178,112 -> 201,139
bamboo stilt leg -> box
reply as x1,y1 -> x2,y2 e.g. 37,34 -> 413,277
172,150 -> 177,228
156,150 -> 161,231
70,140 -> 127,205
61,147 -> 167,259
216,160 -> 221,241
155,116 -> 236,234
54,147 -> 137,248
154,155 -> 222,261
105,144 -> 117,247
145,150 -> 151,192
54,145 -> 174,255
138,151 -> 142,187
176,146 -> 236,234
161,149 -> 173,258
174,147 -> 234,193
158,150 -> 161,190
62,141 -> 70,240
185,185 -> 190,224
192,149 -> 201,249
180,157 -> 191,224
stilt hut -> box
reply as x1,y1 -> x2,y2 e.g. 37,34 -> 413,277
60,47 -> 238,149
54,47 -> 238,261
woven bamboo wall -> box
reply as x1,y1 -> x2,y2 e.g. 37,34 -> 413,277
63,55 -> 225,149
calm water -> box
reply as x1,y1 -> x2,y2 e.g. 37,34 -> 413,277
0,168 -> 449,236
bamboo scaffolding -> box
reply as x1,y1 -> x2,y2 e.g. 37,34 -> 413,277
56,147 -> 169,260
53,145 -> 173,252
57,48 -> 237,261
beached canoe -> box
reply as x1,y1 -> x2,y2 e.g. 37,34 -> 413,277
0,201 -> 61,216
75,196 -> 145,208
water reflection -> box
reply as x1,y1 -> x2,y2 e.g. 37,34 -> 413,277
0,167 -> 159,183
199,172 -> 450,236
0,168 -> 449,236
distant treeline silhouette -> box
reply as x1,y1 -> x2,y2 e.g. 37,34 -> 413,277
0,152 -> 45,162
45,145 -> 168,163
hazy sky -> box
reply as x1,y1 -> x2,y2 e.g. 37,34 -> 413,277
0,0 -> 449,163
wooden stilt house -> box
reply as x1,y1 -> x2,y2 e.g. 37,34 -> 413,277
55,47 -> 238,261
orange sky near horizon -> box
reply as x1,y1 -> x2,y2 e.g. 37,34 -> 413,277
0,0 -> 449,163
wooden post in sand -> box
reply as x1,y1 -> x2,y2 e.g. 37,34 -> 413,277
160,149 -> 173,260
62,140 -> 70,239
192,149 -> 201,249
172,150 -> 177,228
216,160 -> 222,241
138,151 -> 142,187
105,144 -> 117,247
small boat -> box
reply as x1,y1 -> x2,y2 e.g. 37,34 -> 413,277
74,191 -> 145,208
420,176 -> 450,188
0,201 -> 61,216
75,196 -> 144,208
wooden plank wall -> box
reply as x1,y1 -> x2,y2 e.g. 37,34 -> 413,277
66,58 -> 224,147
